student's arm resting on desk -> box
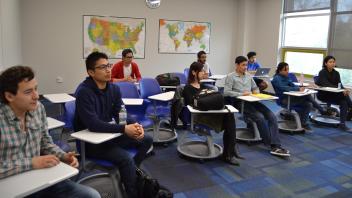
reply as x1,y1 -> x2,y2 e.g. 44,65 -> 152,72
0,157 -> 33,179
76,88 -> 125,133
250,77 -> 260,93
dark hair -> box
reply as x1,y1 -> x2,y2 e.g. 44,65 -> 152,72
322,55 -> 336,68
247,51 -> 257,59
0,66 -> 35,103
197,50 -> 206,59
85,51 -> 108,71
122,49 -> 133,57
188,62 -> 204,84
235,56 -> 248,64
276,62 -> 289,74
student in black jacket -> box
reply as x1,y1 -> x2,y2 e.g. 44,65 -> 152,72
74,52 -> 153,198
183,62 -> 243,165
316,55 -> 352,132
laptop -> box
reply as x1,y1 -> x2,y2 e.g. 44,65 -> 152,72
253,68 -> 271,77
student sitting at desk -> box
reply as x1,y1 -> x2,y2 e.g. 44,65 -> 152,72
197,50 -> 212,79
224,56 -> 290,157
316,55 -> 352,132
0,66 -> 100,198
272,62 -> 329,132
247,51 -> 268,91
111,48 -> 142,83
74,52 -> 153,198
183,62 -> 243,165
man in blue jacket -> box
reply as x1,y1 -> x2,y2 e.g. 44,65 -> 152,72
272,62 -> 328,131
74,51 -> 153,198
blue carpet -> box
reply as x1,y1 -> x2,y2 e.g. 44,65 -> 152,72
142,101 -> 352,198
44,99 -> 352,198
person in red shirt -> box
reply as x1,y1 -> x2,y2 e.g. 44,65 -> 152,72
111,49 -> 142,82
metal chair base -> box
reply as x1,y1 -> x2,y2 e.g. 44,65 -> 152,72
177,140 -> 223,159
310,114 -> 340,127
236,128 -> 262,142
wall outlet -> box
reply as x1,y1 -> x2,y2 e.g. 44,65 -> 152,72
56,76 -> 63,83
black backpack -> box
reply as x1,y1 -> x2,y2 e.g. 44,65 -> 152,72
136,168 -> 173,198
193,89 -> 224,111
156,73 -> 180,86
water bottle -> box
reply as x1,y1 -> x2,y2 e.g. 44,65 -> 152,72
119,105 -> 127,125
338,83 -> 341,89
299,72 -> 304,86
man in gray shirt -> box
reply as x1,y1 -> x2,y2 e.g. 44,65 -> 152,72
224,56 -> 290,157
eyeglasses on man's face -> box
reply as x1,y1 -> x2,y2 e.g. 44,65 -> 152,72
95,63 -> 112,70
125,56 -> 133,59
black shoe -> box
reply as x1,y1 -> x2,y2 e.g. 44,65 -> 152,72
339,124 -> 352,132
223,156 -> 240,166
270,147 -> 290,157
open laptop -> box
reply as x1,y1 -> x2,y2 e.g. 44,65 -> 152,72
253,68 -> 271,77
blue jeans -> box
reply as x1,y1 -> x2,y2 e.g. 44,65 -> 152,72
26,179 -> 100,198
242,101 -> 281,147
86,134 -> 153,198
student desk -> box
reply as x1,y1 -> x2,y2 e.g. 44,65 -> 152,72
147,91 -> 177,143
43,93 -> 75,115
0,162 -> 78,198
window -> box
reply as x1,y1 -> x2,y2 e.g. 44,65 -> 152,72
283,50 -> 325,75
281,0 -> 352,73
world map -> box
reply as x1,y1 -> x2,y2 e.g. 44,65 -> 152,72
83,16 -> 146,58
159,19 -> 211,53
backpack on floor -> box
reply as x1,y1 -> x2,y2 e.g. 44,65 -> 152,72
136,168 -> 173,198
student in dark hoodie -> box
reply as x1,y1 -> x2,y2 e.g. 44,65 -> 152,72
316,55 -> 352,132
74,52 -> 153,198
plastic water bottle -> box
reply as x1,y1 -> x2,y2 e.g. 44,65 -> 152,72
299,72 -> 304,86
119,105 -> 127,125
338,83 -> 341,89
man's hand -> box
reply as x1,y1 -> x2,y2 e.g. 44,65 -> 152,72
243,91 -> 251,96
343,89 -> 350,96
299,87 -> 305,92
32,155 -> 60,169
62,152 -> 79,168
125,123 -> 144,140
127,76 -> 135,82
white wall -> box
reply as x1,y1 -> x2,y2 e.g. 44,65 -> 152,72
249,0 -> 282,69
0,0 -> 22,70
20,0 -> 238,94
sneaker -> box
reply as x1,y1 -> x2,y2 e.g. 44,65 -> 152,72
270,147 -> 290,157
302,124 -> 313,133
339,124 -> 352,132
223,156 -> 240,166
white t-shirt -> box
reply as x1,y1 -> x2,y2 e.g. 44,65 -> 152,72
123,64 -> 132,78
203,62 -> 211,74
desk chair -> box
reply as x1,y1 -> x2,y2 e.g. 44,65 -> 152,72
288,73 -> 298,83
139,78 -> 177,144
171,72 -> 187,85
224,97 -> 261,143
64,100 -> 130,198
310,76 -> 340,126
184,68 -> 190,81
177,106 -> 223,161
271,81 -> 304,133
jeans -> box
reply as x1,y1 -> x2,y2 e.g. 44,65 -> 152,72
282,95 -> 323,125
239,101 -> 281,147
86,134 -> 153,198
222,113 -> 237,157
318,92 -> 352,124
26,179 -> 100,198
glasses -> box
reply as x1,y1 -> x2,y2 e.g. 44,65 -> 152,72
125,56 -> 133,59
95,63 -> 112,70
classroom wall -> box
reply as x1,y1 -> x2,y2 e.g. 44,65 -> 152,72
0,0 -> 22,70
20,0 -> 238,94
